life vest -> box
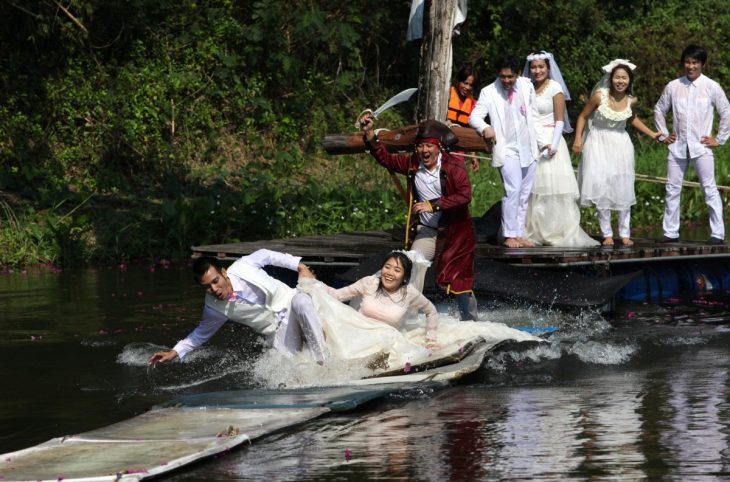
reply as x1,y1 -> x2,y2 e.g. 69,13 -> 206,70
447,86 -> 475,127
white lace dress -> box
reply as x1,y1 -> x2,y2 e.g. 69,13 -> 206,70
294,251 -> 541,370
524,80 -> 599,247
578,88 -> 636,210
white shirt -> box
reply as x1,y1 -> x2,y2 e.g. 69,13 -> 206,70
172,250 -> 301,359
414,153 -> 443,228
503,84 -> 532,166
654,74 -> 730,159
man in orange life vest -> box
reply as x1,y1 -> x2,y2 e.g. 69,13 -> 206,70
358,114 -> 478,320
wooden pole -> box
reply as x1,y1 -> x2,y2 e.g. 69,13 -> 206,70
323,125 -> 486,154
633,172 -> 730,192
570,169 -> 730,192
416,0 -> 456,123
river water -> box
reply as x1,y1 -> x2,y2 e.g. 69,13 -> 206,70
1,264 -> 729,480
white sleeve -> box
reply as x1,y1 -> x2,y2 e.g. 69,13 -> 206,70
172,304 -> 228,360
550,121 -> 564,153
242,249 -> 301,272
469,87 -> 491,135
407,289 -> 439,340
327,276 -> 373,302
654,83 -> 672,138
712,82 -> 730,145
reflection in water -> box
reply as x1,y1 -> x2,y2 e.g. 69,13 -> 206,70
661,348 -> 730,478
2,266 -> 730,480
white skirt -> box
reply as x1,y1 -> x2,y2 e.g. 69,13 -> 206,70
578,127 -> 636,211
525,135 -> 599,247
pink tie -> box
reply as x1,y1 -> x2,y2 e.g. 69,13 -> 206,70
507,88 -> 514,104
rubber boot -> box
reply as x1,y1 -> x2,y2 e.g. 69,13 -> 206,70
455,292 -> 479,321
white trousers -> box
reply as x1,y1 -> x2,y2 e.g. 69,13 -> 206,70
273,292 -> 329,363
411,224 -> 438,261
499,157 -> 536,238
663,151 -> 724,239
598,208 -> 631,239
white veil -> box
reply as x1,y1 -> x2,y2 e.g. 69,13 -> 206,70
592,58 -> 637,95
522,51 -> 573,133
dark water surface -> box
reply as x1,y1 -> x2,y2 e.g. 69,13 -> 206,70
1,265 -> 730,480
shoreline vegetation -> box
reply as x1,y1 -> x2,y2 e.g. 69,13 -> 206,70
2,1 -> 729,268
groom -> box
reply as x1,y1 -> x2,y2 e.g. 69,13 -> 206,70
654,44 -> 730,245
469,55 -> 543,248
148,249 -> 329,366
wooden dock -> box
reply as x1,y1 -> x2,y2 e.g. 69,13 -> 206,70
191,230 -> 730,308
191,229 -> 730,268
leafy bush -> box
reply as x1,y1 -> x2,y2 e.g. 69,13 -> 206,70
1,0 -> 730,266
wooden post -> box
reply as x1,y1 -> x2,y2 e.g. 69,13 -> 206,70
416,0 -> 456,123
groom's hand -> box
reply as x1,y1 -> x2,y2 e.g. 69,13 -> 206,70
482,127 -> 496,149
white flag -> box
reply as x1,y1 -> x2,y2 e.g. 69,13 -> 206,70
406,0 -> 468,41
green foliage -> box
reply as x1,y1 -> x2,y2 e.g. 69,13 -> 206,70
2,0 -> 730,266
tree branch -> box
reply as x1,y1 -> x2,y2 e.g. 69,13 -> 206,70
53,0 -> 88,34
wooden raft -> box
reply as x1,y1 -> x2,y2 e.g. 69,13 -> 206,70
192,230 -> 730,268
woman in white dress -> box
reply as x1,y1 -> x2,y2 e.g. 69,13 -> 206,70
326,251 -> 440,349
297,251 -> 541,369
572,59 -> 661,247
522,51 -> 599,247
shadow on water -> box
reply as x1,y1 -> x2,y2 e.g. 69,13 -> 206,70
2,265 -> 730,480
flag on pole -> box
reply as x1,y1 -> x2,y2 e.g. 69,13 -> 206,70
406,0 -> 467,41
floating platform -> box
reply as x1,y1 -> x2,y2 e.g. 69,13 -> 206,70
191,229 -> 730,267
192,230 -> 730,308
0,341 -> 493,481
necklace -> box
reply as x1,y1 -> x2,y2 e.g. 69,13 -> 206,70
608,92 -> 627,111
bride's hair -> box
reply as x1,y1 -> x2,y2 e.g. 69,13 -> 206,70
376,251 -> 413,300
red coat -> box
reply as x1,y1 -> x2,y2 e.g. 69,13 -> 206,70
366,136 -> 475,294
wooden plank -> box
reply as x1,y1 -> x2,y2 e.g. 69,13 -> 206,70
192,231 -> 730,268
323,125 -> 488,155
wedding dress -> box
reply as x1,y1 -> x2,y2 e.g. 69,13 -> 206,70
578,87 -> 637,211
524,79 -> 599,247
297,251 -> 542,371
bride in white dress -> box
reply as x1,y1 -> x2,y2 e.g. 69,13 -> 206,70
297,251 -> 541,370
522,51 -> 599,247
572,59 -> 661,246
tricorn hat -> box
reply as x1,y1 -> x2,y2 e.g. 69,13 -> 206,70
415,120 -> 459,148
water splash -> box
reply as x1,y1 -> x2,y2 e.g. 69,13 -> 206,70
250,350 -> 374,388
568,340 -> 637,365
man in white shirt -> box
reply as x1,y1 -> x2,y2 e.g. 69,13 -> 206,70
654,44 -> 730,245
148,249 -> 329,366
469,55 -> 543,248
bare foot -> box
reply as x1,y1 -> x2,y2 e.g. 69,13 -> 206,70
621,237 -> 634,246
518,237 -> 535,248
503,237 -> 521,248
602,236 -> 614,246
